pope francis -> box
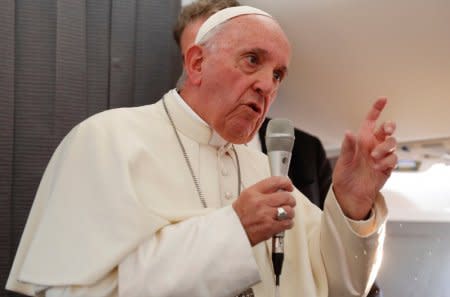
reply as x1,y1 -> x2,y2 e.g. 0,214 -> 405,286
7,6 -> 397,297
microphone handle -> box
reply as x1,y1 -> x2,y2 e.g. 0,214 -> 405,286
268,150 -> 292,287
272,233 -> 284,286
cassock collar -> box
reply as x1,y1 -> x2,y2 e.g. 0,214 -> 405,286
169,89 -> 229,148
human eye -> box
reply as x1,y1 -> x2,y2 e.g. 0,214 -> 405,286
245,53 -> 259,66
273,70 -> 285,82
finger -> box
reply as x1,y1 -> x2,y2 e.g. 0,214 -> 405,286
252,176 -> 294,194
339,131 -> 357,165
273,219 -> 295,232
371,136 -> 397,160
373,152 -> 398,172
273,206 -> 295,221
265,192 -> 296,208
373,121 -> 396,142
365,97 -> 387,123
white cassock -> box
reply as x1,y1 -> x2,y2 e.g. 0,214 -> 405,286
7,89 -> 388,297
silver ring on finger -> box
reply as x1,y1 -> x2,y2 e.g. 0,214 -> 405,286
276,207 -> 288,221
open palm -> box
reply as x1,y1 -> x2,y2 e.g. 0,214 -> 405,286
332,98 -> 397,220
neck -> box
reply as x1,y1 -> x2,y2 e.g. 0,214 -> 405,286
170,89 -> 228,147
179,86 -> 211,126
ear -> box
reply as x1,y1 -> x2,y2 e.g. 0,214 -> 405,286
184,44 -> 204,85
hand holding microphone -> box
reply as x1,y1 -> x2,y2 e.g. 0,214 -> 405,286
265,119 -> 295,288
232,176 -> 295,246
232,118 -> 295,292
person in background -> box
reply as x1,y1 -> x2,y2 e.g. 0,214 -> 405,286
174,0 -> 241,59
173,1 -> 383,296
7,5 -> 396,297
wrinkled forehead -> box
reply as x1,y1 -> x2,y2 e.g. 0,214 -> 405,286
215,15 -> 291,65
195,6 -> 291,68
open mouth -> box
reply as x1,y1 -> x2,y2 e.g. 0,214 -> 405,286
247,102 -> 262,114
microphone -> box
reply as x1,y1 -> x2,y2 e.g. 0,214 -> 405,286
265,118 -> 295,289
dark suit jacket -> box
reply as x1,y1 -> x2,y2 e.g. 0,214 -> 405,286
258,118 -> 332,209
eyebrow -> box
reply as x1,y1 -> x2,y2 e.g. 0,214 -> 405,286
249,48 -> 289,76
278,66 -> 289,78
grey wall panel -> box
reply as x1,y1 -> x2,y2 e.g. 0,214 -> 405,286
109,0 -> 137,108
12,0 -> 57,252
0,0 -> 15,293
87,0 -> 111,116
54,0 -> 89,141
379,221 -> 450,297
134,0 -> 182,106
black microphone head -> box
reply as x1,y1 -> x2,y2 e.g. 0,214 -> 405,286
265,118 -> 295,153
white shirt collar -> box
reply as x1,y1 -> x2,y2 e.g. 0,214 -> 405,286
171,89 -> 228,147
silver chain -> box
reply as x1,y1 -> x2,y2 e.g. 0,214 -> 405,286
163,98 -> 208,208
162,98 -> 242,206
162,98 -> 252,297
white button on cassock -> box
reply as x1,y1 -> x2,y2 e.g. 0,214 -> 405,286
225,192 -> 233,200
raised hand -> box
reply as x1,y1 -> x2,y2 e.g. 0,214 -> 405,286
232,176 -> 296,246
332,97 -> 397,220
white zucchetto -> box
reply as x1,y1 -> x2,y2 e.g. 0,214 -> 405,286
194,5 -> 272,44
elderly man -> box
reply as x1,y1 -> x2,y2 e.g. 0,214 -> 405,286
7,6 -> 396,297
173,4 -> 384,296
174,0 -> 333,209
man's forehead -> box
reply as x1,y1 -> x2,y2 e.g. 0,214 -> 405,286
221,17 -> 291,62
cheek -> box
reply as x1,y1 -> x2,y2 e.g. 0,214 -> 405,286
210,100 -> 236,126
270,89 -> 279,103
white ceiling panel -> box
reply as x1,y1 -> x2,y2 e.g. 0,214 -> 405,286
241,0 -> 450,150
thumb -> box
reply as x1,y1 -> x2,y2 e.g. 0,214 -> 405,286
339,131 -> 357,165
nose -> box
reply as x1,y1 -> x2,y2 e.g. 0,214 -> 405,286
253,68 -> 278,98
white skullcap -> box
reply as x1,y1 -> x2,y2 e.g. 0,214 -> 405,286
194,5 -> 272,44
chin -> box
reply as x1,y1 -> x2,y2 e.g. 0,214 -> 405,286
225,128 -> 256,144
219,118 -> 259,144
